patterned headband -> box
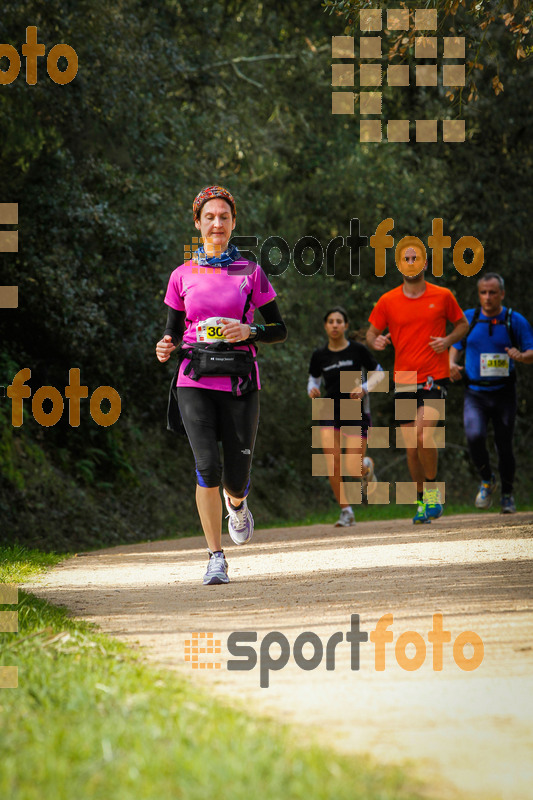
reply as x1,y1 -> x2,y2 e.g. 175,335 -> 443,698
193,185 -> 236,220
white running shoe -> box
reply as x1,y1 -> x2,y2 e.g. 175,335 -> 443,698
334,507 -> 355,527
223,490 -> 254,545
203,551 -> 229,585
362,456 -> 377,499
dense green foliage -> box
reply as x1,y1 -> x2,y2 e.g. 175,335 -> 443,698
1,0 -> 532,550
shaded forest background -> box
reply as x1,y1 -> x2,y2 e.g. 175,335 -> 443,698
1,0 -> 532,551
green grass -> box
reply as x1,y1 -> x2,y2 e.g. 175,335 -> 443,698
258,500 -> 533,530
0,545 -> 65,583
0,587 -> 428,800
3,494 -> 528,800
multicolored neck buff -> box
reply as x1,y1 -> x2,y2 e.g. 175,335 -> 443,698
193,185 -> 236,221
194,243 -> 241,267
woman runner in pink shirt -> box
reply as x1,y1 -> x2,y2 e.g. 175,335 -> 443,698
156,186 -> 287,585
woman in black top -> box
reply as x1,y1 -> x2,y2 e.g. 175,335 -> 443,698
308,307 -> 381,526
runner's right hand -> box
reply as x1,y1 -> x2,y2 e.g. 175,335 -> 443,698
449,364 -> 464,382
308,387 -> 321,399
156,335 -> 176,363
373,333 -> 392,351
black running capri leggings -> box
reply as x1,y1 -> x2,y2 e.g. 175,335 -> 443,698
177,387 -> 260,497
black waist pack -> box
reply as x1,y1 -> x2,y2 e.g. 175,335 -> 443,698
167,342 -> 258,433
182,342 -> 256,380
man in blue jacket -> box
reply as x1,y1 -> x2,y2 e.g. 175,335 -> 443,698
450,273 -> 533,513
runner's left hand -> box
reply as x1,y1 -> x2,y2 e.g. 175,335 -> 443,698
221,319 -> 251,343
505,347 -> 522,362
429,336 -> 448,354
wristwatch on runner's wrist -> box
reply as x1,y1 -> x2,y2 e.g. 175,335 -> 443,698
247,324 -> 258,341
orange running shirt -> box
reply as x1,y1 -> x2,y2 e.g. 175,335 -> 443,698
368,283 -> 464,385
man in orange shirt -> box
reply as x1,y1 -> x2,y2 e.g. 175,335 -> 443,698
366,242 -> 468,523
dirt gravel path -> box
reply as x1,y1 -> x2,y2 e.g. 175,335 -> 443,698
26,512 -> 533,800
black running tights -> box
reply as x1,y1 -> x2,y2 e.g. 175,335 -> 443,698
177,387 -> 260,497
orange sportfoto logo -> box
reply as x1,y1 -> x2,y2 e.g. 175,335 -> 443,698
0,27 -> 78,86
6,369 -> 121,428
185,614 -> 484,688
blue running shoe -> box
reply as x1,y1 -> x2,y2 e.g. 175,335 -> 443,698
424,487 -> 443,520
413,501 -> 431,524
475,475 -> 497,509
500,494 -> 516,514
203,551 -> 229,585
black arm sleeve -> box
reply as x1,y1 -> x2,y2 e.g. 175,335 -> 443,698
163,307 -> 186,345
309,349 -> 322,378
253,300 -> 287,344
